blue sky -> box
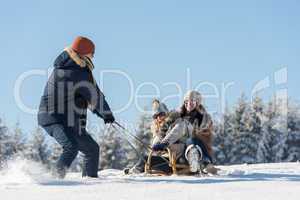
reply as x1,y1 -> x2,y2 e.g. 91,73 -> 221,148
0,0 -> 299,133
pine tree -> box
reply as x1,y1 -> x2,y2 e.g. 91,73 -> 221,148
249,96 -> 264,134
285,131 -> 300,161
24,127 -> 50,165
232,94 -> 248,133
0,119 -> 24,164
213,113 -> 235,165
229,95 -> 256,164
238,96 -> 264,164
9,122 -> 26,157
287,102 -> 300,132
0,118 -> 10,167
256,101 -> 280,163
99,126 -> 129,169
135,113 -> 152,155
279,103 -> 300,162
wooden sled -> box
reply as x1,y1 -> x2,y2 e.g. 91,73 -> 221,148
144,148 -> 191,175
144,148 -> 220,176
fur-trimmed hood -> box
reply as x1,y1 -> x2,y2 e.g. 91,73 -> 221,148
64,47 -> 94,71
53,47 -> 97,86
38,48 -> 113,127
54,47 -> 94,71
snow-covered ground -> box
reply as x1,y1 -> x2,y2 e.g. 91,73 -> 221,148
0,159 -> 299,200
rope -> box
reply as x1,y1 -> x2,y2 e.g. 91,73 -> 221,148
113,121 -> 171,165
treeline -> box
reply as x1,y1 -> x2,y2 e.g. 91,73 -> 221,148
0,118 -> 148,171
0,95 -> 299,171
213,96 -> 300,165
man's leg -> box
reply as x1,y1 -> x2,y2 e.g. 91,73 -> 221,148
76,131 -> 100,178
43,124 -> 79,178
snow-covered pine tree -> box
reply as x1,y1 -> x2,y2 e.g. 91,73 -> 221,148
256,101 -> 280,163
288,103 -> 300,161
285,131 -> 300,162
135,113 -> 152,156
239,96 -> 264,164
24,127 -> 50,165
0,118 -> 10,167
213,112 -> 235,165
232,94 -> 248,133
114,126 -> 140,168
0,119 -> 25,164
279,102 -> 300,162
9,122 -> 26,157
229,94 -> 259,164
287,102 -> 300,132
99,126 -> 129,169
249,96 -> 264,134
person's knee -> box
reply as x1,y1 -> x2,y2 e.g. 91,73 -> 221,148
83,141 -> 99,157
185,144 -> 203,160
186,138 -> 193,145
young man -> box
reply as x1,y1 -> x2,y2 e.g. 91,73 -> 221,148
38,36 -> 115,178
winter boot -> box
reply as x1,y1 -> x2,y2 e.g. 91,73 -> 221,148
185,145 -> 202,173
51,165 -> 67,179
124,165 -> 143,175
202,163 -> 219,175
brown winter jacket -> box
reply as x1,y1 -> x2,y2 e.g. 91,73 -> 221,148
158,105 -> 214,157
183,105 -> 214,157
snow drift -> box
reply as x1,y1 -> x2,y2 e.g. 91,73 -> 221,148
0,159 -> 299,200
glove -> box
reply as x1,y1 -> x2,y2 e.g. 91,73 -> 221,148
104,114 -> 115,124
152,142 -> 169,151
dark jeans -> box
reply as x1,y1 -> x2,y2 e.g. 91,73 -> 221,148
186,138 -> 213,163
43,123 -> 99,178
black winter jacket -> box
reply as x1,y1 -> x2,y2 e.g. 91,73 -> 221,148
37,50 -> 113,128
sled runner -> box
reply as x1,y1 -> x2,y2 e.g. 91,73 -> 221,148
145,148 -> 191,175
113,122 -> 219,176
145,148 -> 219,175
